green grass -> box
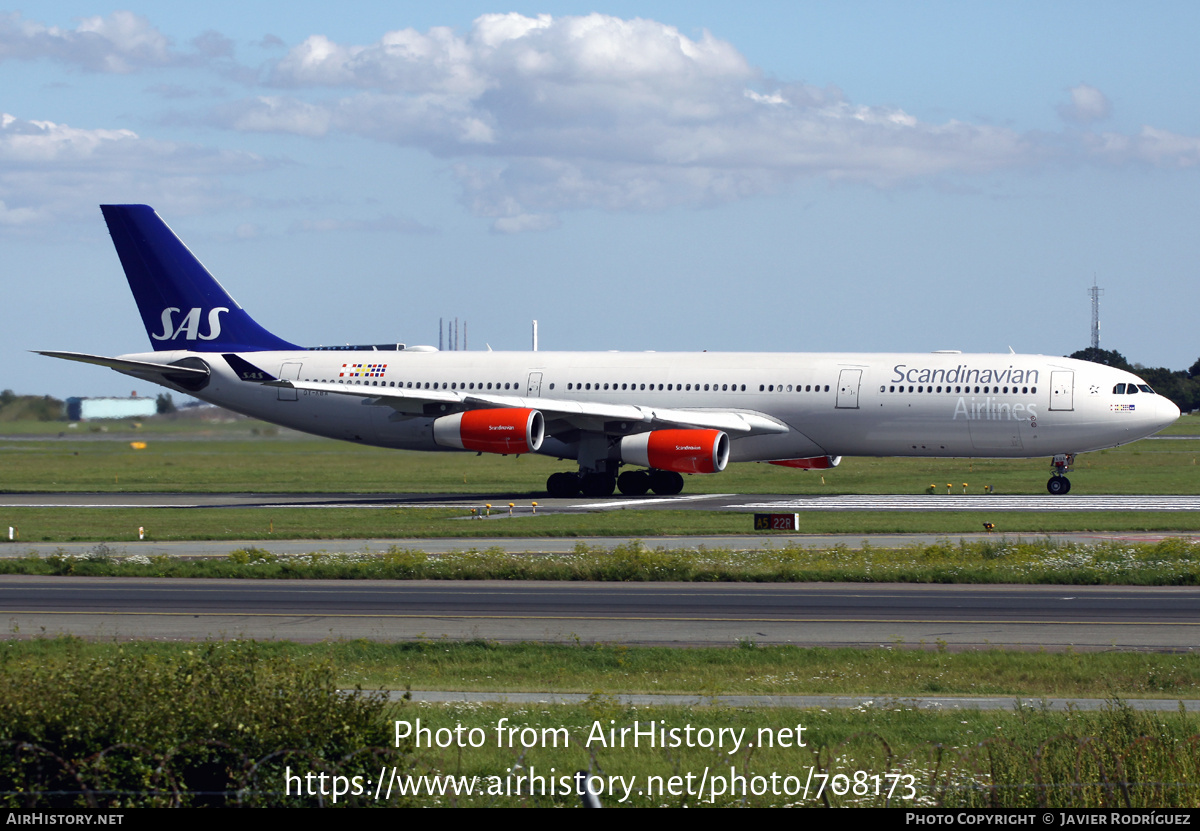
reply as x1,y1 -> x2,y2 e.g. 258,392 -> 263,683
3,506 -> 1200,544
1156,413 -> 1200,435
4,637 -> 1197,700
0,639 -> 404,808
392,700 -> 1200,807
3,639 -> 1199,808
5,537 -> 1200,585
341,640 -> 1200,699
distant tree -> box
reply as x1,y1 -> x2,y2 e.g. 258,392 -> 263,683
1068,347 -> 1133,372
1134,366 -> 1198,414
0,393 -> 65,421
156,393 -> 176,414
1070,349 -> 1198,413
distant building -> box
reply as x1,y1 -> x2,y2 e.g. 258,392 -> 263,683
65,391 -> 158,421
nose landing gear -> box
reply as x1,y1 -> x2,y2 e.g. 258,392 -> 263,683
1047,453 -> 1075,495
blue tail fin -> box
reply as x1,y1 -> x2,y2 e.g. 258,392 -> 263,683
102,205 -> 298,352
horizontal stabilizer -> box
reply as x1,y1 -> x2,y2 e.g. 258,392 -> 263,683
35,350 -> 209,378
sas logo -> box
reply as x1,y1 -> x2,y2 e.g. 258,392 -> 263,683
152,307 -> 229,341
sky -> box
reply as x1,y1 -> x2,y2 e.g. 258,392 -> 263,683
3,1 -> 1198,398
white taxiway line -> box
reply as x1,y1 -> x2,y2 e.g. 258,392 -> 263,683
738,495 -> 1200,512
574,494 -> 736,510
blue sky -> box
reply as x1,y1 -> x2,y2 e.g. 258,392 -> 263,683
4,2 -> 1198,398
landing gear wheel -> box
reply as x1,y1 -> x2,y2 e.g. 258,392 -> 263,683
648,470 -> 684,496
617,470 -> 651,496
546,471 -> 580,498
1047,476 -> 1071,495
580,472 -> 617,498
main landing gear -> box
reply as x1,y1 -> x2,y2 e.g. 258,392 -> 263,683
545,469 -> 685,498
1047,453 -> 1075,495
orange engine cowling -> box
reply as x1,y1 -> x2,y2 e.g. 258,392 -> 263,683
619,429 -> 729,474
433,408 -> 544,455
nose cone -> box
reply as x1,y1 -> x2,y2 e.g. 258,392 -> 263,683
1153,396 -> 1181,433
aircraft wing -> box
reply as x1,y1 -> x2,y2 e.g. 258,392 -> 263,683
35,351 -> 210,381
267,379 -> 789,436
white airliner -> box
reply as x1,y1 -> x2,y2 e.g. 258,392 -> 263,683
39,205 -> 1180,497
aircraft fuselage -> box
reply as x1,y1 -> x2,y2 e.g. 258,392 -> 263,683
119,347 -> 1176,462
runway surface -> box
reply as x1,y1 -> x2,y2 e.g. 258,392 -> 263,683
2,490 -> 1196,650
2,576 -> 1197,650
394,690 -> 1200,712
2,489 -> 1194,558
3,491 -> 1200,512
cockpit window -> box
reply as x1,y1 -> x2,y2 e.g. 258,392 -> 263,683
1113,383 -> 1126,394
1138,384 -> 1154,393
1127,385 -> 1139,395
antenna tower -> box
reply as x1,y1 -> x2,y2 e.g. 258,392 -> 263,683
1088,277 -> 1104,350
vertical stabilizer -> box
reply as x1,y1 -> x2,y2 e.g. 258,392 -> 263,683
101,204 -> 298,352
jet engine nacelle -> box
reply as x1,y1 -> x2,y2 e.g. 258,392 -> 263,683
433,408 -> 544,455
619,429 -> 729,474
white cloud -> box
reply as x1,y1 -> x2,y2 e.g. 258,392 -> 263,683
1058,83 -> 1112,124
0,11 -> 178,73
218,96 -> 333,137
0,113 -> 271,230
173,13 -> 1200,230
491,213 -> 559,234
1086,126 -> 1200,168
287,215 -> 435,234
233,13 -> 1039,228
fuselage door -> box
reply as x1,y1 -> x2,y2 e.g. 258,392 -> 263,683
277,362 -> 302,401
526,371 -> 543,398
1050,370 -> 1074,411
835,368 -> 862,409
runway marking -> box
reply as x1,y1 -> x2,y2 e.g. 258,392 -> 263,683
737,495 -> 1200,512
0,502 -> 493,510
4,494 -> 1196,513
3,610 -> 1195,625
574,494 -> 733,510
